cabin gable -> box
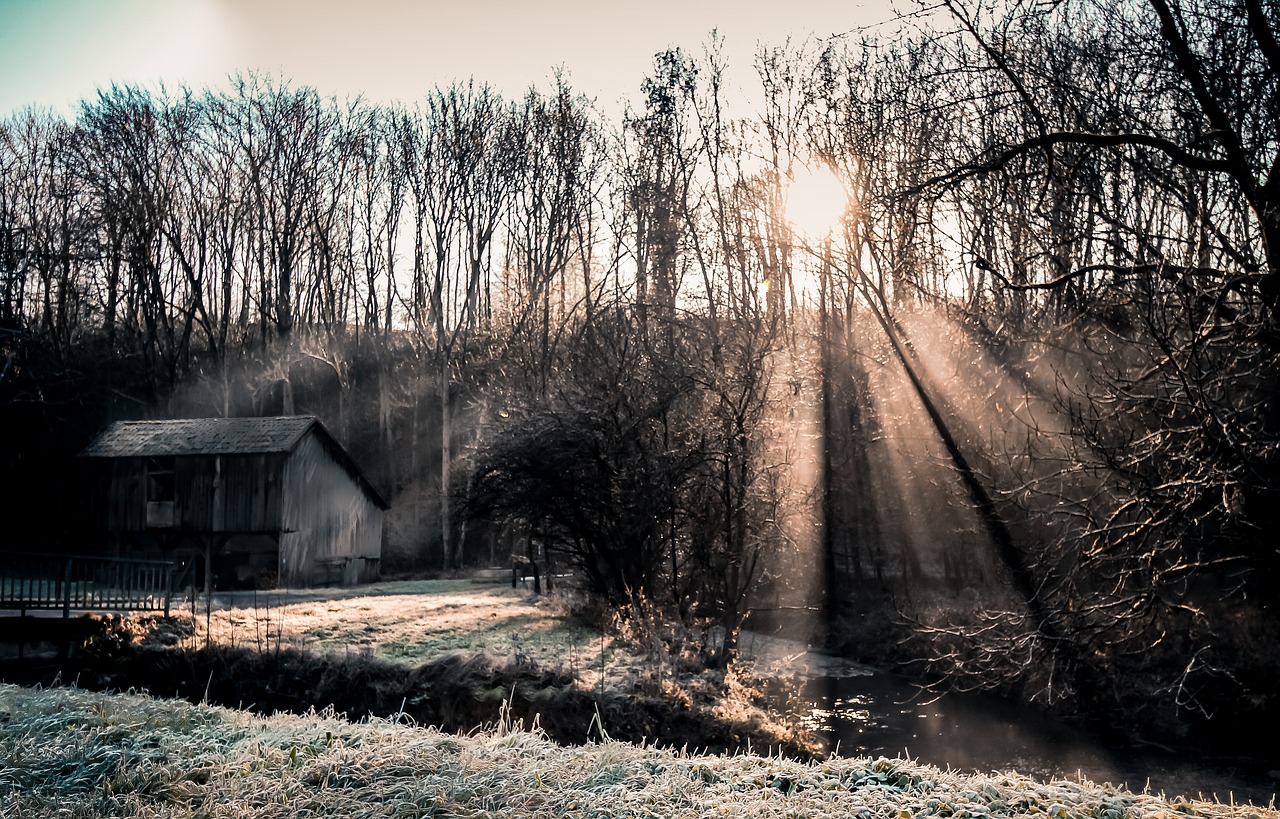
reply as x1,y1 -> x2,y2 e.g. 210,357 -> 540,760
280,430 -> 383,586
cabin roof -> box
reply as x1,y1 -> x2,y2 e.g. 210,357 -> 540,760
80,416 -> 316,457
80,416 -> 389,509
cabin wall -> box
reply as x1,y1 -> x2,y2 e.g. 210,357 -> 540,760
196,454 -> 285,532
93,455 -> 285,534
95,458 -> 146,532
280,432 -> 383,587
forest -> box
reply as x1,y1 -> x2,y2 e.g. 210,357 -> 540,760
1,0 -> 1277,750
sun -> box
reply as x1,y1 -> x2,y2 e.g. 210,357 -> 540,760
786,162 -> 848,242
782,162 -> 849,301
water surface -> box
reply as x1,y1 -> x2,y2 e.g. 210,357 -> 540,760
742,635 -> 1278,807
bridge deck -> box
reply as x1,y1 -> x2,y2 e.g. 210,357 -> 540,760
0,553 -> 188,618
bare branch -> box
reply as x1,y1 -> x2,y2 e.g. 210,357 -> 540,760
912,130 -> 1236,197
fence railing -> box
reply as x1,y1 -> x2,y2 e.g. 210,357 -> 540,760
0,553 -> 189,617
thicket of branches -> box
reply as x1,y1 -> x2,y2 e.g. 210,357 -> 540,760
1,0 -> 1276,739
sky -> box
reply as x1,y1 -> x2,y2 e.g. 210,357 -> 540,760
0,0 -> 905,118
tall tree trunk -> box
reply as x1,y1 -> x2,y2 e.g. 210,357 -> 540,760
440,351 -> 454,569
1259,205 -> 1280,326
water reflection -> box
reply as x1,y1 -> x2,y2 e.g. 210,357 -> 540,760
788,668 -> 1277,807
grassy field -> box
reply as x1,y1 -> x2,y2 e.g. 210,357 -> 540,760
3,683 -> 1273,818
175,580 -> 641,686
73,579 -> 813,757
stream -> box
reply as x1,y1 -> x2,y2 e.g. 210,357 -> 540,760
741,635 -> 1279,807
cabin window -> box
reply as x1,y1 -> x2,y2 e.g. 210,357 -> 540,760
146,457 -> 175,502
145,456 -> 176,528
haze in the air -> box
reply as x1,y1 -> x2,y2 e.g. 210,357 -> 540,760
0,0 -> 901,114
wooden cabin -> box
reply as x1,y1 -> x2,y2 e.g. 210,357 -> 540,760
79,416 -> 388,589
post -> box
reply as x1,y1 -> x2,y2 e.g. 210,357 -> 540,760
62,558 -> 73,620
164,563 -> 173,618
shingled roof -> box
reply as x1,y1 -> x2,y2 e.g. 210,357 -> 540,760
80,416 -> 388,509
79,416 -> 317,458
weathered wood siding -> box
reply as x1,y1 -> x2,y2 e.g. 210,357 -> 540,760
279,432 -> 383,586
201,454 -> 285,532
82,421 -> 383,589
84,458 -> 147,531
117,459 -> 147,530
91,455 -> 285,534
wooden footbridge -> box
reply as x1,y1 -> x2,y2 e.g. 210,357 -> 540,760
0,553 -> 194,659
0,552 -> 191,618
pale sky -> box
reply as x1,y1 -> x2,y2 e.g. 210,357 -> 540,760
0,0 -> 905,117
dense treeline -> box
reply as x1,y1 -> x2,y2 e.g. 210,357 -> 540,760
2,0 -> 1277,743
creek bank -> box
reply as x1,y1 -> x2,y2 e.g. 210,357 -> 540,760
0,614 -> 819,758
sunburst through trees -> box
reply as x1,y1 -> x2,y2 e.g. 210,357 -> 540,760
1,0 -> 1277,751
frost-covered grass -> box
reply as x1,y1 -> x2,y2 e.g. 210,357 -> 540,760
79,580 -> 818,757
1,684 -> 1273,818
177,580 -> 634,681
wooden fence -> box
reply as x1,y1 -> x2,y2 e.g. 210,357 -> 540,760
0,553 -> 189,618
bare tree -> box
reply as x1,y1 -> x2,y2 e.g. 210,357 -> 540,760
401,83 -> 515,568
